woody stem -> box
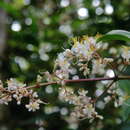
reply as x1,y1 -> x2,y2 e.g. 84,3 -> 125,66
26,75 -> 130,89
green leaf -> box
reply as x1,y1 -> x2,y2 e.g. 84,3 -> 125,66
120,98 -> 130,121
118,80 -> 130,121
97,30 -> 130,43
118,80 -> 130,94
0,1 -> 20,16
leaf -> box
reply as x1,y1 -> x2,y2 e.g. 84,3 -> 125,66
97,30 -> 130,43
0,1 -> 20,16
118,80 -> 130,94
118,80 -> 130,121
120,98 -> 130,121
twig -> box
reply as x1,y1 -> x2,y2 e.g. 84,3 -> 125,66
26,81 -> 57,89
26,75 -> 130,89
94,80 -> 116,103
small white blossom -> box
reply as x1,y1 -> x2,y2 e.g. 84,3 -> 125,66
7,78 -> 18,91
78,63 -> 90,75
63,49 -> 73,57
104,96 -> 111,104
44,71 -> 53,82
37,75 -> 43,82
78,89 -> 88,96
103,58 -> 114,64
121,46 -> 130,62
82,104 -> 96,118
56,53 -> 70,71
0,95 -> 12,105
114,97 -> 124,108
33,92 -> 38,98
7,78 -> 26,91
72,75 -> 79,80
92,59 -> 105,75
26,99 -> 43,112
71,41 -> 92,60
55,70 -> 69,79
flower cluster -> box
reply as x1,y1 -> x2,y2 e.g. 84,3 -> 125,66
54,36 -> 114,81
0,78 -> 43,111
0,35 -> 130,122
59,87 -> 103,122
51,35 -> 128,121
95,81 -> 126,108
104,82 -> 125,107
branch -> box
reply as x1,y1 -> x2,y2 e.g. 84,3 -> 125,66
94,80 -> 115,103
26,81 -> 57,89
26,75 -> 130,89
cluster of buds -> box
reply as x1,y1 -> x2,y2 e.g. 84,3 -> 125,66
59,87 -> 103,122
104,82 -> 125,107
54,36 -> 115,81
0,79 -> 43,112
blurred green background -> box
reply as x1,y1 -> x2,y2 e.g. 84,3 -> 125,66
0,0 -> 130,130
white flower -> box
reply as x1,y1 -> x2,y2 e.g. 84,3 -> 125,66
104,96 -> 111,104
26,99 -> 43,112
71,36 -> 102,61
63,49 -> 73,57
17,101 -> 21,105
82,104 -> 95,118
56,53 -> 70,71
121,46 -> 130,62
55,70 -> 69,79
0,95 -> 12,105
78,89 -> 88,96
72,75 -> 79,80
32,92 -> 38,98
7,78 -> 26,91
78,63 -> 90,75
37,75 -> 42,82
103,58 -> 114,64
13,93 -> 23,105
71,42 -> 92,60
92,59 -> 105,75
114,96 -> 124,108
7,78 -> 18,91
59,87 -> 76,104
44,71 -> 53,82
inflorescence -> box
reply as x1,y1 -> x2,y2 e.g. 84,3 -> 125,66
0,35 -> 130,122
